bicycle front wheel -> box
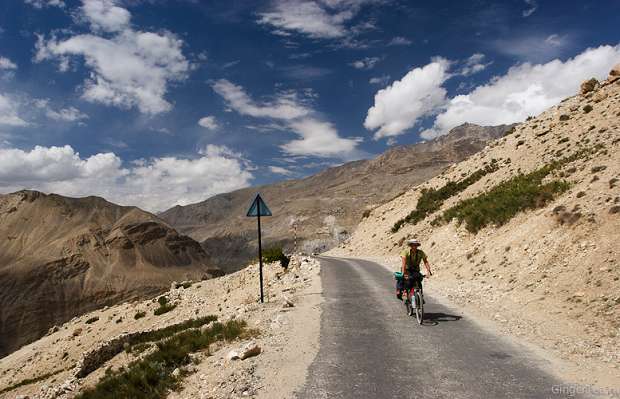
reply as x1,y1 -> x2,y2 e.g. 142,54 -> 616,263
405,293 -> 413,316
414,291 -> 424,324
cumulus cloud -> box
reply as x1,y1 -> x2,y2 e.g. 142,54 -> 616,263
350,56 -> 381,70
198,116 -> 218,130
0,57 -> 17,70
0,144 -> 253,212
213,79 -> 361,159
80,0 -> 130,32
522,0 -> 537,17
257,0 -> 376,40
459,53 -> 492,76
422,44 -> 620,139
365,45 -> 620,141
35,0 -> 190,115
364,58 -> 450,139
24,0 -> 65,8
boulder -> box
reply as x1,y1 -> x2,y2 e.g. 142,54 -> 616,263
608,63 -> 620,82
226,350 -> 241,361
580,78 -> 599,95
239,341 -> 261,360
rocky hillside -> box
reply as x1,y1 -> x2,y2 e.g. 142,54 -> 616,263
330,68 -> 620,382
0,191 -> 221,358
161,123 -> 512,273
0,256 -> 321,399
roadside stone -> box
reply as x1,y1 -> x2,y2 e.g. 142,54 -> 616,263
239,341 -> 261,360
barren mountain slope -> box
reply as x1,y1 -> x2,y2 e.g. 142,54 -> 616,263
330,74 -> 620,383
161,123 -> 512,273
0,191 -> 221,358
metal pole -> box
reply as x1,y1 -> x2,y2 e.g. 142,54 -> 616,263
257,200 -> 264,303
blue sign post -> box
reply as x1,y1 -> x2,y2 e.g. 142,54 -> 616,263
246,194 -> 272,303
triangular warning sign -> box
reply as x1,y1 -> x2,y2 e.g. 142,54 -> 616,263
246,194 -> 272,217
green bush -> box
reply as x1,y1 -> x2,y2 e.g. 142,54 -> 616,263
76,319 -> 254,399
134,311 -> 146,320
391,164 -> 499,233
157,296 -> 168,306
441,166 -> 570,233
174,281 -> 193,289
261,246 -> 290,268
85,316 -> 99,325
154,304 -> 176,316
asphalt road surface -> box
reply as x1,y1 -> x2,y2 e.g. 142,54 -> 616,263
297,256 -> 588,399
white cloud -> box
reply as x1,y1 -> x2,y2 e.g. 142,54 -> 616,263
198,116 -> 218,130
269,165 -> 294,176
35,1 -> 190,115
522,0 -> 537,17
369,74 -> 390,85
493,34 -> 569,62
24,0 -> 65,8
281,118 -> 361,158
47,106 -> 89,122
32,98 -> 89,122
388,36 -> 412,46
213,79 -> 361,159
257,0 -> 376,40
0,93 -> 28,126
350,56 -> 381,70
422,44 -> 620,139
212,79 -> 310,120
80,0 -> 130,32
459,53 -> 492,76
0,144 -> 253,212
0,57 -> 17,70
364,58 -> 450,139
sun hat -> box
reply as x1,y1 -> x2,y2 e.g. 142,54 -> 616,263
406,239 -> 421,246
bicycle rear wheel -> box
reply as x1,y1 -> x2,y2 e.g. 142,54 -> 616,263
414,291 -> 424,324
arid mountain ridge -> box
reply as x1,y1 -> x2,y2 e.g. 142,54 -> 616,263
160,122 -> 514,272
0,190 -> 221,358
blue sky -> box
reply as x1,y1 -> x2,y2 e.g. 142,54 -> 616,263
0,0 -> 619,211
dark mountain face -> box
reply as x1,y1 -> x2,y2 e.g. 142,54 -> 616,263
159,123 -> 514,273
0,190 -> 221,358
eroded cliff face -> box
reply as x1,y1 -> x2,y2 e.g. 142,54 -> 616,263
0,190 -> 221,357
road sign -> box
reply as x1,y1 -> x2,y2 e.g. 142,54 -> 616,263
246,194 -> 272,303
246,194 -> 272,217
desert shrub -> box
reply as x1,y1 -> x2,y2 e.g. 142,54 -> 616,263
174,281 -> 193,289
134,311 -> 146,320
157,296 -> 168,306
441,166 -> 570,233
0,369 -> 65,395
76,319 -> 254,399
154,303 -> 176,316
391,164 -> 499,233
362,209 -> 371,219
85,317 -> 99,325
261,246 -> 290,268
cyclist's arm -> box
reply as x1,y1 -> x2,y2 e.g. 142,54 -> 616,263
423,258 -> 432,276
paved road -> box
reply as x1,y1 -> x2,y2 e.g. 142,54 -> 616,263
297,256 -> 587,399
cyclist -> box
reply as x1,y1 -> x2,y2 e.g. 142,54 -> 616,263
396,239 -> 432,300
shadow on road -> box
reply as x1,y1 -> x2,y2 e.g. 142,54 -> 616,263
422,312 -> 462,326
